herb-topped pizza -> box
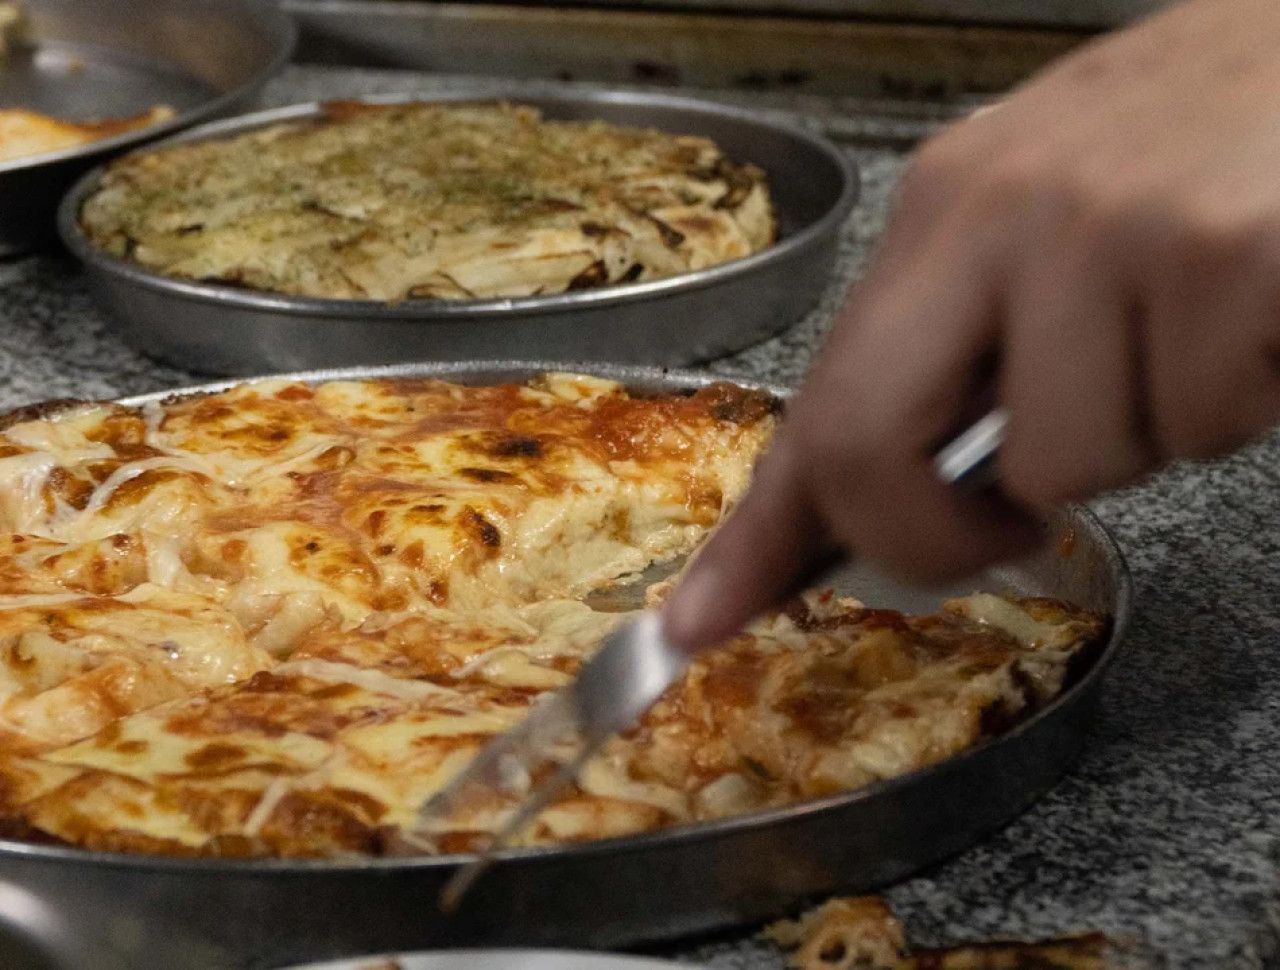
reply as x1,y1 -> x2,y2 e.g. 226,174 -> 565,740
78,101 -> 775,301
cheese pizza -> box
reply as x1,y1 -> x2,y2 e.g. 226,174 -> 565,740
0,374 -> 1107,857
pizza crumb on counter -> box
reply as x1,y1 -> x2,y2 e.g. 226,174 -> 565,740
767,896 -> 1147,969
766,897 -> 906,968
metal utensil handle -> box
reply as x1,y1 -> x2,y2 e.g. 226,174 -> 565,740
933,409 -> 1007,491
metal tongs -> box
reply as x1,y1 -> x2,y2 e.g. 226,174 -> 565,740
416,409 -> 1009,910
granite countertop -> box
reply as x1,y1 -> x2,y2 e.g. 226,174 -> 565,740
2,64 -> 1279,970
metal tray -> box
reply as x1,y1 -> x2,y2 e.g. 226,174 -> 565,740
57,92 -> 859,375
0,362 -> 1130,970
0,0 -> 294,256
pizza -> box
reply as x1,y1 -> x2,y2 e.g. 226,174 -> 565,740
76,100 -> 776,301
0,374 -> 1107,857
0,106 -> 175,165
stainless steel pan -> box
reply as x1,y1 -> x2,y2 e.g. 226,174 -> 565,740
57,93 -> 859,375
0,362 -> 1130,970
0,0 -> 295,255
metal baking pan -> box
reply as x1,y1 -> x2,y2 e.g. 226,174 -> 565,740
0,0 -> 294,256
57,92 -> 859,375
0,362 -> 1129,970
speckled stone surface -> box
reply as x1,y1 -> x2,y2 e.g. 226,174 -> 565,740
2,64 -> 1279,970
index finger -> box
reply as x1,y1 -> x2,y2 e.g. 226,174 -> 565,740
660,433 -> 835,652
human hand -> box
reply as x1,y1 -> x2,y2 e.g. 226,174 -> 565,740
664,0 -> 1280,651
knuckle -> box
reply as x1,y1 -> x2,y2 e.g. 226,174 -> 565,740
1042,164 -> 1151,255
987,153 -> 1049,201
857,519 -> 1002,587
969,150 -> 1096,242
1061,176 -> 1134,249
872,546 -> 950,587
1174,207 -> 1254,269
884,545 -> 973,586
1156,192 -> 1280,287
1215,215 -> 1280,289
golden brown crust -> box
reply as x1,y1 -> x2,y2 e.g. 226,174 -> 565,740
766,897 -> 906,969
0,398 -> 97,432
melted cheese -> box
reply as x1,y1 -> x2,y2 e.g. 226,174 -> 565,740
0,585 -> 270,753
0,374 -> 768,761
0,374 -> 1108,859
947,591 -> 1076,648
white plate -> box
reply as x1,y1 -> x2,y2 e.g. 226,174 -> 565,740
280,951 -> 696,970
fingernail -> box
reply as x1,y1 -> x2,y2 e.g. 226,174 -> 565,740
660,564 -> 725,654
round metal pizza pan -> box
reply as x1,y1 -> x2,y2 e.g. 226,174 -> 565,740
0,362 -> 1130,970
276,950 -> 698,970
57,91 -> 859,375
0,0 -> 295,255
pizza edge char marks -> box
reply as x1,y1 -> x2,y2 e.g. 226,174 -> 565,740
0,374 -> 1107,858
77,100 -> 776,302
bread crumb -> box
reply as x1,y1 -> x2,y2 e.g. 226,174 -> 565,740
767,897 -> 1144,969
766,896 -> 906,969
